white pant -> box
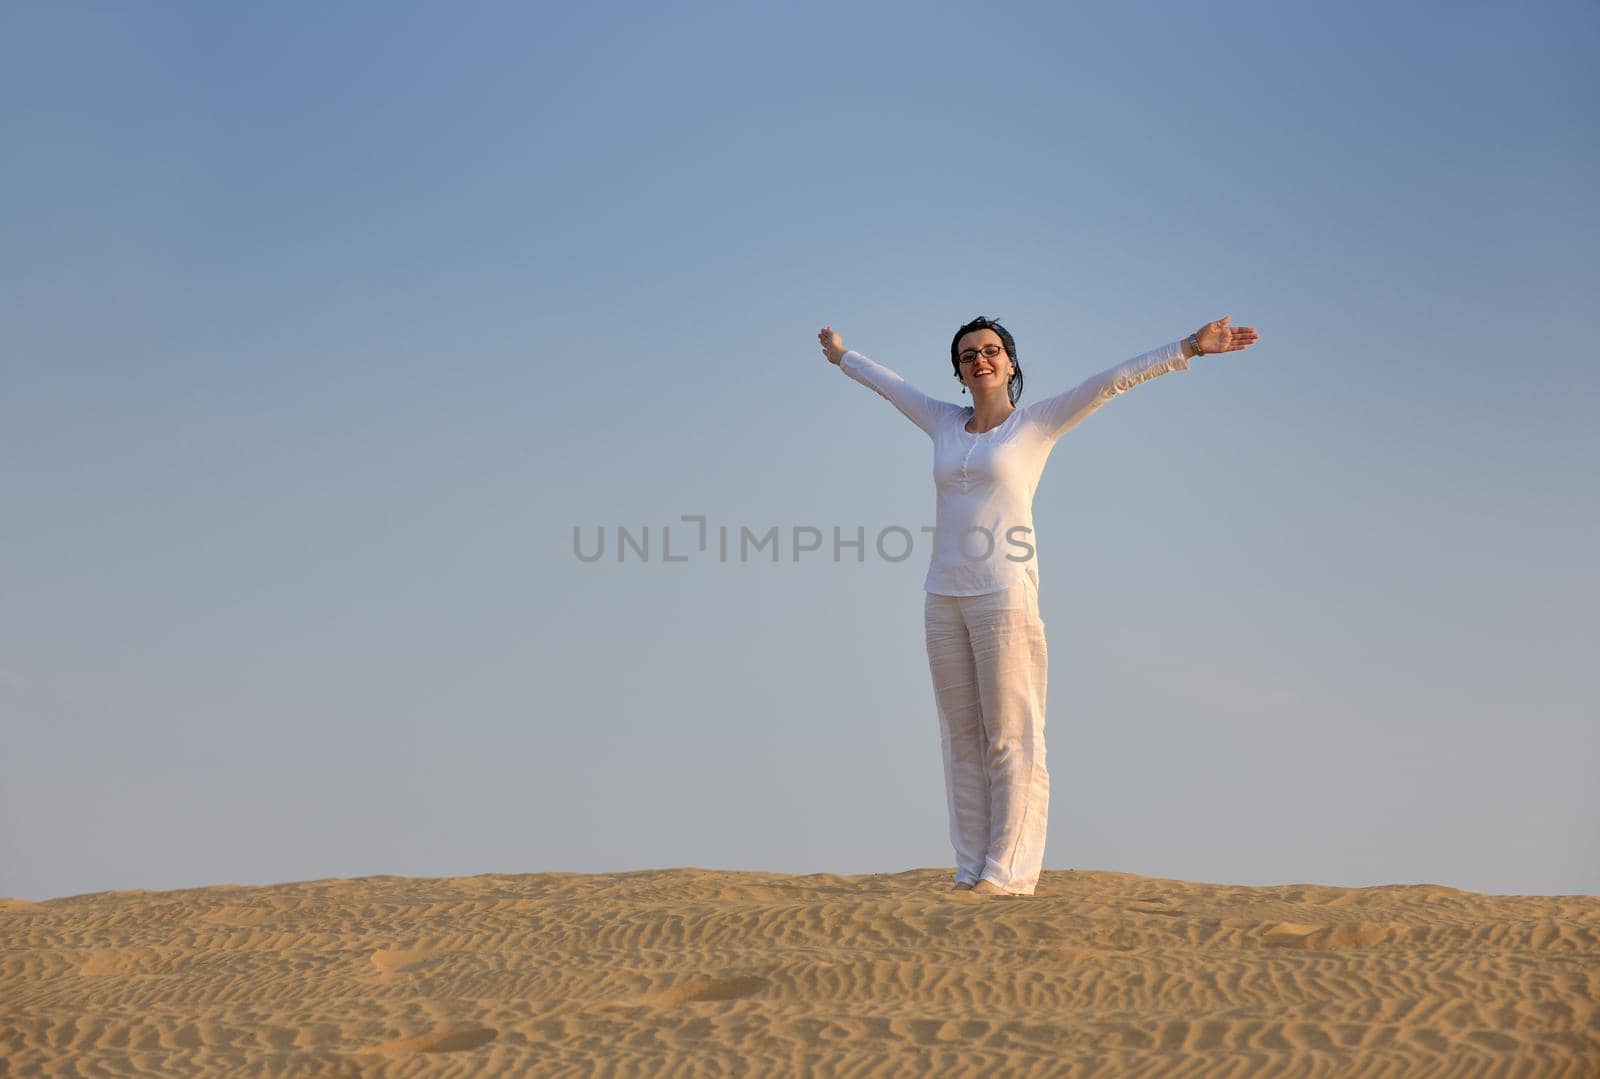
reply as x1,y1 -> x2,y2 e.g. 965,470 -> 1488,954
923,573 -> 1050,895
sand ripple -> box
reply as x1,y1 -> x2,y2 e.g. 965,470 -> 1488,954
2,869 -> 1596,1075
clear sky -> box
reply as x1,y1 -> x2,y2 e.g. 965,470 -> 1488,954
4,1 -> 1596,901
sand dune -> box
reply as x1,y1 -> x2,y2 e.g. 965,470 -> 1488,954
2,868 -> 1596,1075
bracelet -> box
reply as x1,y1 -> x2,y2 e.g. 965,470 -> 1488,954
1186,332 -> 1204,357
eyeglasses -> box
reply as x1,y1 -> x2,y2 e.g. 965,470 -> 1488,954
958,344 -> 1006,366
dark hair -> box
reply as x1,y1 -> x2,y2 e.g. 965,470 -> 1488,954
950,315 -> 1023,405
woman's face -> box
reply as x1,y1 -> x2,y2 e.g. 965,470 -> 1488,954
956,329 -> 1013,396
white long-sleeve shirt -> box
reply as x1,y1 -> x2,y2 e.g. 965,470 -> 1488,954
839,341 -> 1192,595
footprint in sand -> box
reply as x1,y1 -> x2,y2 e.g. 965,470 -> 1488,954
370,946 -> 440,976
1129,904 -> 1188,918
642,974 -> 769,1005
79,951 -> 129,977
370,1027 -> 497,1053
1261,921 -> 1402,949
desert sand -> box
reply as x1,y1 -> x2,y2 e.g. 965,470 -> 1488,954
2,867 -> 1596,1076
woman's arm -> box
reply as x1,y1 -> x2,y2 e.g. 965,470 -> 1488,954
819,325 -> 959,438
1024,341 -> 1192,441
1025,315 -> 1260,441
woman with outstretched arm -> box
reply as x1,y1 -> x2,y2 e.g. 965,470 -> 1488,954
819,315 -> 1261,896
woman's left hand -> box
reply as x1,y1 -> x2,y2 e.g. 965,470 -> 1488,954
1194,314 -> 1260,355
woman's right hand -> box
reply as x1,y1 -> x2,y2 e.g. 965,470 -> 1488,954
817,326 -> 846,366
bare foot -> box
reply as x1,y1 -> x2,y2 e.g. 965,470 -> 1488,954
952,881 -> 975,891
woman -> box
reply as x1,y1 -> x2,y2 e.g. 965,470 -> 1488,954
818,315 -> 1260,896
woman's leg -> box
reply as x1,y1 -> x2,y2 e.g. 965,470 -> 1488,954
924,590 -> 990,886
965,574 -> 1050,895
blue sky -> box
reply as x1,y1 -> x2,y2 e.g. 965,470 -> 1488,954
3,1 -> 1596,901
